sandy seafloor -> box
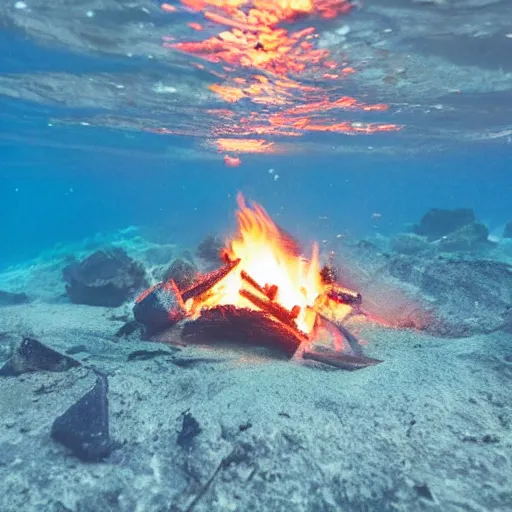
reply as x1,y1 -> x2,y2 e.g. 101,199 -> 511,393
0,233 -> 511,512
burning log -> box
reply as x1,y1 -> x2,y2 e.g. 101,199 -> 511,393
240,270 -> 279,301
181,305 -> 306,356
239,288 -> 302,331
133,280 -> 186,336
181,258 -> 240,302
133,193 -> 382,371
325,284 -> 362,307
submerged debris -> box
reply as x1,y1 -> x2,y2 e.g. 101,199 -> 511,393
0,337 -> 80,376
302,350 -> 383,370
127,348 -> 178,362
51,373 -> 111,462
177,410 -> 202,448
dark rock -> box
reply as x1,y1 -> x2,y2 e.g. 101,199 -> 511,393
503,221 -> 512,239
133,281 -> 186,336
196,235 -> 224,264
51,373 -> 111,462
414,208 -> 476,241
0,337 -> 80,376
0,290 -> 30,306
63,248 -> 148,307
390,233 -> 429,255
414,483 -> 434,501
437,223 -> 491,252
177,410 -> 201,448
162,258 -> 198,290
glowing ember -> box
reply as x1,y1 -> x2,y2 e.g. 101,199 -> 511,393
182,193 -> 352,334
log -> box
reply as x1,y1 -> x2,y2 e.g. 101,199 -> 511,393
239,288 -> 303,331
181,258 -> 240,302
181,305 -> 306,357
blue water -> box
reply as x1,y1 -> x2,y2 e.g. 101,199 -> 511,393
2,130 -> 511,270
1,16 -> 512,269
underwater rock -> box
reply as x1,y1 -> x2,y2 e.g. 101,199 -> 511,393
196,234 -> 224,264
390,233 -> 429,255
63,248 -> 148,307
414,208 -> 476,241
503,221 -> 512,239
133,281 -> 186,336
177,410 -> 202,448
386,256 -> 512,336
437,222 -> 492,252
0,290 -> 30,306
51,373 -> 111,462
162,258 -> 198,290
0,337 -> 80,376
419,259 -> 512,336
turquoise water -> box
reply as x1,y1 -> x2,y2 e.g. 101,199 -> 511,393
2,2 -> 511,271
1,4 -> 512,511
2,129 -> 511,270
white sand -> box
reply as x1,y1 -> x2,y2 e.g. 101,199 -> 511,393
0,299 -> 511,512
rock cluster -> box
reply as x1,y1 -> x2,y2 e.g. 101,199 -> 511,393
410,208 -> 492,252
63,248 -> 148,307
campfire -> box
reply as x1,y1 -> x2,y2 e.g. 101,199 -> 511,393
134,193 -> 382,370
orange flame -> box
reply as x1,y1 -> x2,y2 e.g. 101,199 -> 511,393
184,193 -> 326,333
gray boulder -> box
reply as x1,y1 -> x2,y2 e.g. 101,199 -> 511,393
63,248 -> 148,307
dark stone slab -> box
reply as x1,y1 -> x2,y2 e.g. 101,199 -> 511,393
63,248 -> 148,307
0,337 -> 80,376
51,373 -> 111,462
